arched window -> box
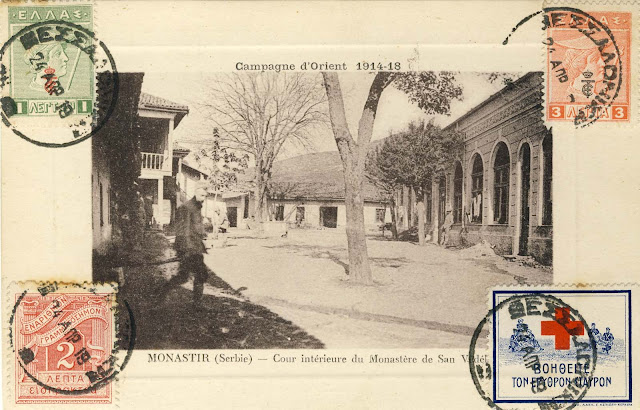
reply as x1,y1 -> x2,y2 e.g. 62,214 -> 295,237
493,143 -> 510,224
470,154 -> 483,223
425,180 -> 432,225
438,175 -> 446,226
542,135 -> 552,225
453,162 -> 463,223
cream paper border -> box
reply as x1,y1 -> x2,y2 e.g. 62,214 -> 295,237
2,1 -> 640,409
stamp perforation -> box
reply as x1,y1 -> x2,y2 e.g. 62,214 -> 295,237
4,281 -> 128,405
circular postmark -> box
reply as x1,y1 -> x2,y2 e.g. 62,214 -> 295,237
0,20 -> 118,147
469,293 -> 598,410
504,7 -> 625,127
8,283 -> 135,400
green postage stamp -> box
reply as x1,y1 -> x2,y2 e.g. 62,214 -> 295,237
6,5 -> 94,117
0,3 -> 118,147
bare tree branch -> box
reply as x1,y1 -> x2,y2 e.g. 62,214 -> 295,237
194,72 -> 328,222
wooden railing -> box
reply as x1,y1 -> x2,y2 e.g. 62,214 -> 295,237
141,152 -> 164,170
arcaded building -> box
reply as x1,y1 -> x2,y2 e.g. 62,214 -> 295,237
394,72 -> 552,264
443,72 -> 552,263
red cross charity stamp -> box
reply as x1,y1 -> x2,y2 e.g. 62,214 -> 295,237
470,287 -> 632,409
546,10 -> 631,124
8,282 -> 133,404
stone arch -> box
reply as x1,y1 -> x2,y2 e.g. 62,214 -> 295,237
467,152 -> 485,224
490,141 -> 511,224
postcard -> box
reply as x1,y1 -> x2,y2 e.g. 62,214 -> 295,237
1,0 -> 639,409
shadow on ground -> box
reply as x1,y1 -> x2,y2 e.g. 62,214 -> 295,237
102,233 -> 324,349
263,243 -> 412,274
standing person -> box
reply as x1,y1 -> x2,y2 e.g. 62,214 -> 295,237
212,207 -> 230,246
144,195 -> 154,228
158,182 -> 209,308
440,207 -> 454,246
135,191 -> 146,249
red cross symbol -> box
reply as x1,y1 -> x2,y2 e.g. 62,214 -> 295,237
540,307 -> 584,350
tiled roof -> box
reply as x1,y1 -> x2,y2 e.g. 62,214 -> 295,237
241,151 -> 385,203
139,92 -> 189,112
173,141 -> 191,155
181,154 -> 209,176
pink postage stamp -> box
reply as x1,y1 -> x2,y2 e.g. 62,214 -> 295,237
546,10 -> 631,124
9,282 -> 129,404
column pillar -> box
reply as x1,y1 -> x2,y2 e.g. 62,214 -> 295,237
157,178 -> 164,227
177,158 -> 183,207
431,179 -> 439,244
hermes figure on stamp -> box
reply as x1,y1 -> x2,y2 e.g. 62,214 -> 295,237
23,41 -> 70,93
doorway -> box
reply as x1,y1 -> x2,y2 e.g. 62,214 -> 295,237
227,207 -> 238,228
518,144 -> 531,255
320,206 -> 338,228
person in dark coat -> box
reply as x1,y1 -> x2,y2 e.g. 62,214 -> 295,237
158,182 -> 209,307
144,195 -> 154,228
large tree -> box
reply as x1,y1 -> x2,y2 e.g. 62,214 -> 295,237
365,143 -> 401,239
322,72 -> 462,284
199,72 -> 327,223
372,121 -> 464,245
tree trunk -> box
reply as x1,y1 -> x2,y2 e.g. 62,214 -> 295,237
389,195 -> 399,240
322,72 -> 393,285
416,198 -> 426,246
344,165 -> 373,284
254,168 -> 268,224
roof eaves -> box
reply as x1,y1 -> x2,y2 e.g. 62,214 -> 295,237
443,72 -> 540,131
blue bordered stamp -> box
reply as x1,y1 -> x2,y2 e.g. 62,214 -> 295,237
469,286 -> 635,409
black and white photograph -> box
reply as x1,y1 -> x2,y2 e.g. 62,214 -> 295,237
91,71 -> 553,349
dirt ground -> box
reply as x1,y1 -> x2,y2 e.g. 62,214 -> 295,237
203,228 -> 553,349
113,228 -> 552,349
117,234 -> 324,349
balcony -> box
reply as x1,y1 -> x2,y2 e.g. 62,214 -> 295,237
140,151 -> 170,178
142,152 -> 164,170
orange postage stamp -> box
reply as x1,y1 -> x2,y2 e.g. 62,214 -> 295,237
8,282 -> 133,405
545,10 -> 631,124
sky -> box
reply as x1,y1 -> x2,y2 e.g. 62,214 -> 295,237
141,71 -> 523,159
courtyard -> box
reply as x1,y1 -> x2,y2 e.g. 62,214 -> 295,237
122,228 -> 552,349
207,229 -> 551,348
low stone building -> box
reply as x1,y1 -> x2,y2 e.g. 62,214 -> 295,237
223,151 -> 391,230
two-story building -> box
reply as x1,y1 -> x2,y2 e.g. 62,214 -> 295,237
137,93 -> 189,227
92,73 -> 189,255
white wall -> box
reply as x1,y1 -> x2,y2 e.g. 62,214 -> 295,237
271,200 -> 389,228
92,155 -> 112,254
222,195 -> 389,229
